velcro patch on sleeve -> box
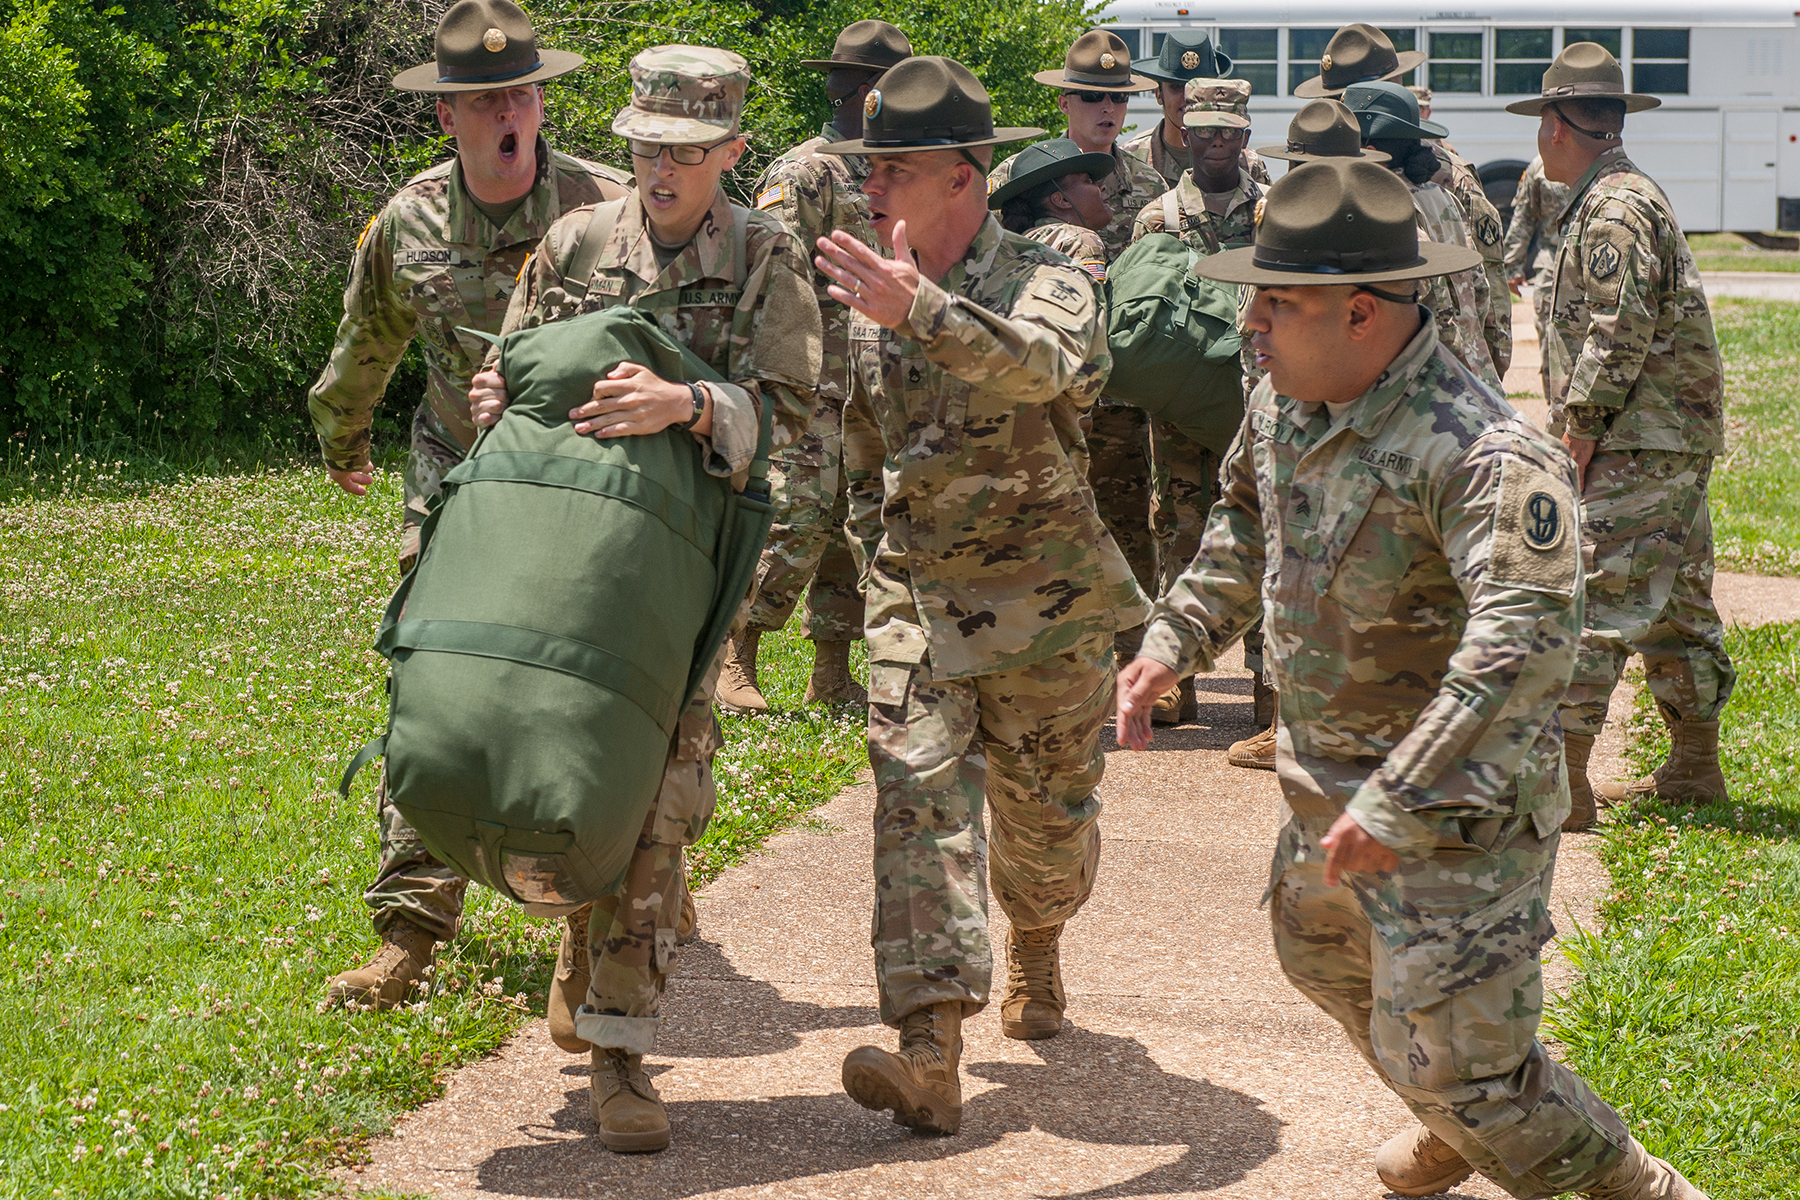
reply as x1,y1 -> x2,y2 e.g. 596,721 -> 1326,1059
1078,258 -> 1107,282
755,185 -> 786,210
1581,221 -> 1636,307
1488,456 -> 1580,595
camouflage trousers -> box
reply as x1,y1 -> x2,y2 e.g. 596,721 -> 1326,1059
1084,404 -> 1156,656
1270,811 -> 1632,1197
865,632 -> 1112,1027
1530,268 -> 1555,398
1560,450 -> 1735,738
745,394 -> 864,641
399,401 -> 471,571
1148,420 -> 1215,598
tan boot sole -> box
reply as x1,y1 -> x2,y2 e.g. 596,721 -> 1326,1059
1000,1011 -> 1063,1040
1380,1164 -> 1475,1197
842,1048 -> 961,1135
589,1092 -> 670,1153
1227,747 -> 1276,771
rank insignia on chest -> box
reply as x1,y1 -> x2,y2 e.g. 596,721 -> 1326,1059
907,365 -> 923,383
398,248 -> 454,266
1287,484 -> 1320,530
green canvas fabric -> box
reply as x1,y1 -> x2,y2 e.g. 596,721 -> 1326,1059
342,305 -> 773,909
1104,231 -> 1247,455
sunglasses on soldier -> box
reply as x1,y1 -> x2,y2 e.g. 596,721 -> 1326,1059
1071,90 -> 1133,104
628,138 -> 733,165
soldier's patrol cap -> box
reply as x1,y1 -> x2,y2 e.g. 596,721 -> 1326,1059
1183,78 -> 1251,130
611,46 -> 750,143
1257,100 -> 1389,164
987,138 -> 1117,209
1292,25 -> 1427,99
1195,159 -> 1480,287
392,0 -> 583,93
1033,30 -> 1156,93
1504,42 -> 1661,116
1133,30 -> 1232,85
1407,85 -> 1433,106
1344,81 -> 1448,141
818,57 -> 1044,155
800,20 -> 912,75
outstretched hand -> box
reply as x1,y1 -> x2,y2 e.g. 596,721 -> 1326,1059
1115,656 -> 1178,752
815,220 -> 921,329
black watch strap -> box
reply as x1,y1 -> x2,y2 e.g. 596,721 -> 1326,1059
679,382 -> 706,431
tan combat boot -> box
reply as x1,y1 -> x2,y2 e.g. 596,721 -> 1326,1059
1582,1137 -> 1708,1199
715,630 -> 768,714
1563,732 -> 1598,833
324,918 -> 437,1011
1150,676 -> 1198,726
841,1001 -> 963,1134
1228,679 -> 1278,771
589,1047 -> 670,1152
1000,922 -> 1066,1039
676,886 -> 698,946
1597,713 -> 1729,807
548,905 -> 592,1053
804,638 -> 868,705
1375,1124 -> 1475,1196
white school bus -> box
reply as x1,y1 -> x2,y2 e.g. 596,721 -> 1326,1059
1101,0 -> 1800,232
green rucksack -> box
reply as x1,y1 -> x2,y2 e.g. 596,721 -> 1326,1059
1103,199 -> 1247,456
338,300 -> 773,912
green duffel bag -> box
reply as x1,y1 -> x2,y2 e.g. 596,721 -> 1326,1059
1103,218 -> 1247,456
339,304 -> 773,912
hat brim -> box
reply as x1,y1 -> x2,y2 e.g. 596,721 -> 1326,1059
1032,68 -> 1158,92
1130,50 -> 1234,83
987,149 -> 1118,207
1504,92 -> 1661,116
1356,112 -> 1449,140
611,108 -> 740,144
1291,50 -> 1429,99
818,126 -> 1047,155
392,48 -> 585,93
1256,144 -> 1390,164
1183,112 -> 1252,130
1196,238 -> 1483,287
799,58 -> 897,73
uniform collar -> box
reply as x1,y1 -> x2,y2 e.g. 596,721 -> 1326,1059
939,214 -> 1007,291
445,135 -> 566,248
1559,145 -> 1631,222
602,187 -> 737,287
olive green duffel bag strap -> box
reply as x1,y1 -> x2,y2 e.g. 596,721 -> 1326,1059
558,200 -> 625,300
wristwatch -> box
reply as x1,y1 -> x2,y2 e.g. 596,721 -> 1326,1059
679,382 -> 706,432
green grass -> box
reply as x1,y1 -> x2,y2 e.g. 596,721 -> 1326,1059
1712,299 -> 1800,576
1547,623 -> 1800,1198
1690,232 -> 1800,274
0,451 -> 865,1198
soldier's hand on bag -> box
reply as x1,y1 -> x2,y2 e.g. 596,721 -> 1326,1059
469,368 -> 511,428
1115,656 -> 1178,752
575,362 -> 710,439
327,463 -> 374,497
1562,434 -> 1596,491
815,221 -> 920,329
1320,813 -> 1400,886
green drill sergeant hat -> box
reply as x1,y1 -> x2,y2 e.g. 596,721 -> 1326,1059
392,0 -> 584,92
987,137 -> 1117,208
612,45 -> 750,143
1504,41 -> 1662,116
1258,99 -> 1390,163
818,56 -> 1044,155
1033,29 -> 1156,92
1183,78 -> 1252,130
1292,24 -> 1427,99
1133,30 -> 1232,84
800,20 -> 913,73
1195,158 -> 1481,287
1344,80 -> 1448,141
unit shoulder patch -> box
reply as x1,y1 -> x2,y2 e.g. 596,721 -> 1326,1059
1488,456 -> 1580,595
1581,221 -> 1635,306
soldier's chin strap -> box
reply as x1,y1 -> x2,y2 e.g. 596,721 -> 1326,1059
958,148 -> 989,178
1548,103 -> 1620,143
1357,282 -> 1418,305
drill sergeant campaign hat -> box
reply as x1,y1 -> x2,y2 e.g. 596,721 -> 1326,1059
986,137 -> 1117,208
799,20 -> 913,74
1292,24 -> 1427,99
1032,29 -> 1156,92
1257,99 -> 1390,163
611,45 -> 750,143
1183,77 -> 1252,130
1343,80 -> 1448,141
1133,30 -> 1232,84
392,0 -> 584,92
1504,41 -> 1662,116
1195,158 -> 1481,288
819,56 -> 1044,155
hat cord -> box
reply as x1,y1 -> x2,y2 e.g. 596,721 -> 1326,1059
1547,103 -> 1620,142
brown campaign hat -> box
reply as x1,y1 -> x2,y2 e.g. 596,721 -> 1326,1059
800,20 -> 912,74
1292,24 -> 1426,99
1257,99 -> 1389,164
392,0 -> 583,93
1504,42 -> 1661,116
818,56 -> 1043,155
1032,29 -> 1155,92
1195,159 -> 1480,287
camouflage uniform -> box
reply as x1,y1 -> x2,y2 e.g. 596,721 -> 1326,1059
1021,219 -> 1108,282
1141,318 -> 1641,1196
1409,179 -> 1503,393
1433,143 -> 1513,376
1502,155 -> 1570,396
1542,146 -> 1734,740
496,184 -> 822,1047
1120,119 -> 1272,191
989,141 -> 1164,264
842,214 -> 1150,1025
742,125 -> 873,642
306,139 -> 630,941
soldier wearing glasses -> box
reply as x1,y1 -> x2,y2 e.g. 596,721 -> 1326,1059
1121,30 -> 1270,191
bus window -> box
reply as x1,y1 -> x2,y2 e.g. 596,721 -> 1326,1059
1289,28 -> 1335,94
1115,28 -> 1141,59
1430,31 -> 1483,93
1382,29 -> 1420,87
1495,28 -> 1553,94
1220,28 -> 1278,97
1564,28 -> 1622,57
1632,29 -> 1689,94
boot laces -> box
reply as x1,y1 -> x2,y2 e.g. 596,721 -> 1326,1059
896,1008 -> 950,1071
368,923 -> 432,976
596,1049 -> 659,1101
1009,928 -> 1060,999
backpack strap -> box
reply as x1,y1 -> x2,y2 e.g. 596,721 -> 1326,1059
1162,189 -> 1178,235
558,199 -> 624,300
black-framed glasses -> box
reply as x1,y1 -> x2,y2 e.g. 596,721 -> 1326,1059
628,137 -> 732,165
1071,90 -> 1133,104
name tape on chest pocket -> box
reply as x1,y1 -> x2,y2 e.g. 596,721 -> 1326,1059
678,287 -> 742,307
398,248 -> 455,266
849,319 -> 884,341
1489,457 -> 1579,596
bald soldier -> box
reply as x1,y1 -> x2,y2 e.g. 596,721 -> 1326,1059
1118,158 -> 1707,1200
1120,31 -> 1271,191
308,0 -> 631,1011
814,56 -> 1148,1136
1508,45 -> 1733,830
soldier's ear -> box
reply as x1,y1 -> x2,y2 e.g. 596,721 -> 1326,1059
437,96 -> 458,138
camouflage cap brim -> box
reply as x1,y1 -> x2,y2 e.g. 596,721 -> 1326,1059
392,48 -> 585,93
610,107 -> 738,143
1183,111 -> 1251,130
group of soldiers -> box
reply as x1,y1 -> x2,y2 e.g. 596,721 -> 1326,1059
305,3 -> 1729,1196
